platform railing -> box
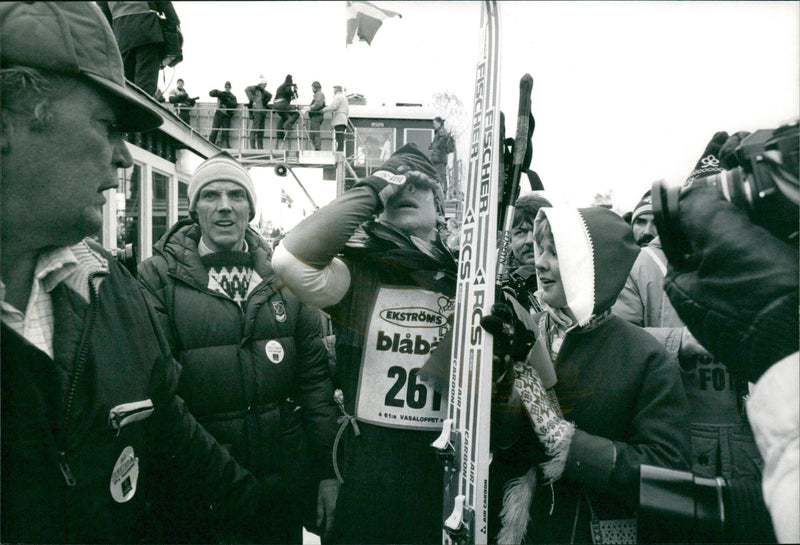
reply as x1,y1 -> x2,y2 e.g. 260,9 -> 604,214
165,104 -> 337,155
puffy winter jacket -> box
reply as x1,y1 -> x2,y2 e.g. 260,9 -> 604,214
137,219 -> 337,542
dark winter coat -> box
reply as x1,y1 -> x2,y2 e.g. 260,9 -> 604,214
490,316 -> 692,543
429,125 -> 454,164
1,239 -> 267,544
275,76 -> 297,104
137,220 -> 337,542
209,88 -> 237,116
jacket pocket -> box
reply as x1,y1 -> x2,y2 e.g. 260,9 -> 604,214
689,425 -> 719,478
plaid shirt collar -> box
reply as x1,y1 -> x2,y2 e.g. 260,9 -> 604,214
1,241 -> 108,357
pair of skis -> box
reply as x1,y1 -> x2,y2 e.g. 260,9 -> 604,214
432,1 -> 536,543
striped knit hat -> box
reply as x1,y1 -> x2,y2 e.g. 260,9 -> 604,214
630,189 -> 654,224
188,153 -> 257,220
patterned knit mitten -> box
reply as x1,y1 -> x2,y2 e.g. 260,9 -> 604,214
513,361 -> 575,483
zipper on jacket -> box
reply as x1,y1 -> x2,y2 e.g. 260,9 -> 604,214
60,272 -> 101,487
109,399 -> 154,436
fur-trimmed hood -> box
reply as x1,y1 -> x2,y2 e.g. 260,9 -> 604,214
534,207 -> 639,327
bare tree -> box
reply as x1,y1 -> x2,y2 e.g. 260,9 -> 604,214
591,190 -> 615,207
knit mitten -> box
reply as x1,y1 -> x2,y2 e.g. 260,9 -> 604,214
513,361 -> 575,483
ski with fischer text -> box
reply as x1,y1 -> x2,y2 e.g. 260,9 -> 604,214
431,2 -> 502,543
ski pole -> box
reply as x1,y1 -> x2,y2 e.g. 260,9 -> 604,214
496,74 -> 534,286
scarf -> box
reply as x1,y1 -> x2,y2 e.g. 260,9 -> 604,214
344,220 -> 457,297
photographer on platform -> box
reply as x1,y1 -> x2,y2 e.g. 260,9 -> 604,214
245,77 -> 272,149
640,122 -> 799,543
274,74 -> 300,142
168,77 -> 196,124
209,80 -> 237,148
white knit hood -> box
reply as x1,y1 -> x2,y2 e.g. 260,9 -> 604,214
534,207 -> 640,327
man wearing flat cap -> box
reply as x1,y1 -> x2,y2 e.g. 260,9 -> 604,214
0,3 -> 277,542
322,84 -> 349,152
137,154 -> 340,543
273,144 -> 452,543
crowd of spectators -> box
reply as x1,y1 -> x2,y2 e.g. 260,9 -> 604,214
2,3 -> 796,545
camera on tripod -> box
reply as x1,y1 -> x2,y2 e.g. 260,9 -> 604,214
653,120 -> 798,269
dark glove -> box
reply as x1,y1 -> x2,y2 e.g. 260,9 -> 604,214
480,296 -> 536,400
664,184 -> 799,383
353,143 -> 444,211
718,131 -> 752,169
684,131 -> 729,187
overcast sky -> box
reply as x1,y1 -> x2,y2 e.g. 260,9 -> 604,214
166,1 -> 799,227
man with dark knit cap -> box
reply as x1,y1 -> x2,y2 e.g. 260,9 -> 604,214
137,153 -> 340,543
630,189 -> 658,247
1,3 -> 278,543
209,80 -> 237,148
273,143 -> 453,544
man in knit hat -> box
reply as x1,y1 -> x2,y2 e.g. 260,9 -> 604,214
1,3 -> 277,543
630,189 -> 658,247
137,153 -> 340,543
273,143 -> 452,543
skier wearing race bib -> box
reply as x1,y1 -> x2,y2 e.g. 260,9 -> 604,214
273,144 -> 454,544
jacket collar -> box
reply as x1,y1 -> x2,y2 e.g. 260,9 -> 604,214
153,219 -> 275,288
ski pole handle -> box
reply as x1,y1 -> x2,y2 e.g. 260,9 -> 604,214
496,74 -> 534,285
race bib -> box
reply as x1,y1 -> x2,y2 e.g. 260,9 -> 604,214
355,286 -> 453,430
